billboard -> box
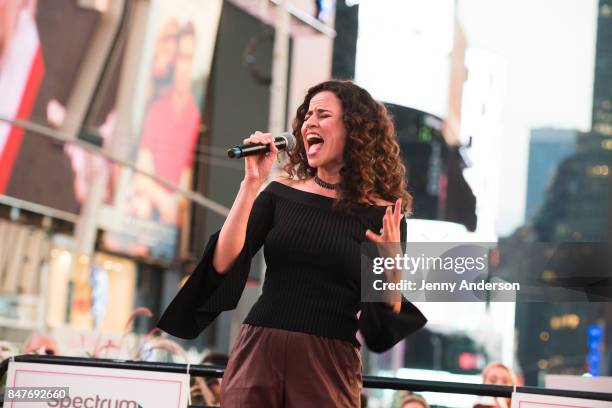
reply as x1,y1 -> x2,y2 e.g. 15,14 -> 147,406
0,0 -> 101,213
101,0 -> 222,260
0,0 -> 44,193
0,0 -> 223,261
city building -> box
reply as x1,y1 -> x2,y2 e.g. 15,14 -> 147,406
592,0 -> 612,137
508,0 -> 612,384
524,128 -> 577,223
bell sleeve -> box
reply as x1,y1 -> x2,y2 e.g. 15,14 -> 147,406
358,216 -> 428,352
157,189 -> 275,339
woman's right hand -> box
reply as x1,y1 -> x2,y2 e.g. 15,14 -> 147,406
242,131 -> 278,188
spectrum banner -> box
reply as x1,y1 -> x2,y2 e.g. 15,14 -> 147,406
5,362 -> 189,407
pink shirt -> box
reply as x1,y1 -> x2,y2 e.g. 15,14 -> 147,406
139,92 -> 200,187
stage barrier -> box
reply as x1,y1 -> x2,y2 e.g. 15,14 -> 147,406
1,354 -> 612,407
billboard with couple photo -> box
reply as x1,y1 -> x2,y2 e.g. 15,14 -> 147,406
0,0 -> 222,261
102,0 -> 222,260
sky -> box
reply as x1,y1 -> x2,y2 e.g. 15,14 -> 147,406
356,0 -> 599,236
457,0 -> 598,235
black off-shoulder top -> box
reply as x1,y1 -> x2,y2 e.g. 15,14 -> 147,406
157,181 -> 427,352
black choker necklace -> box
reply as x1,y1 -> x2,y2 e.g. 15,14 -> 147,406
314,175 -> 339,190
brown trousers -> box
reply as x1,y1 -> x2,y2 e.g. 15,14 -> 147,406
220,324 -> 362,407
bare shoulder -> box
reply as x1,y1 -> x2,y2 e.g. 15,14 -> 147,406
273,176 -> 303,187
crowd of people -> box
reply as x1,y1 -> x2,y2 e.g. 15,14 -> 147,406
190,351 -> 229,406
184,356 -> 516,407
0,332 -> 518,408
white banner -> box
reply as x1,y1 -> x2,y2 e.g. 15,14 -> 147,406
546,375 -> 612,394
511,391 -> 612,408
6,362 -> 189,408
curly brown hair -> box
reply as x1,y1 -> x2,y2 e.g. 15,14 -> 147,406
283,80 -> 412,213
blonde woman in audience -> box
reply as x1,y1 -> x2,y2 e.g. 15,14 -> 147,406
473,362 -> 516,408
400,394 -> 430,408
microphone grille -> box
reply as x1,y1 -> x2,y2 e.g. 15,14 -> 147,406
282,132 -> 297,150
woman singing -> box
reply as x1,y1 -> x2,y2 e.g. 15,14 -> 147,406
158,80 -> 427,407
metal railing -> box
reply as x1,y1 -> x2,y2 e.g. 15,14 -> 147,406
1,354 -> 612,407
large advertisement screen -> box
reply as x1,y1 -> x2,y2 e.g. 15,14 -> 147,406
0,0 -> 222,261
0,0 -> 101,212
101,0 -> 222,260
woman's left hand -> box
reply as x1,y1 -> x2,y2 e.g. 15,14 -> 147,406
365,198 -> 403,313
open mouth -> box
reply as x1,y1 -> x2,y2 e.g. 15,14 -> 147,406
306,134 -> 324,155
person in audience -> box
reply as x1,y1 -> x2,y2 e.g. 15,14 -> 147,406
473,362 -> 516,408
400,394 -> 430,408
21,333 -> 59,355
190,351 -> 229,406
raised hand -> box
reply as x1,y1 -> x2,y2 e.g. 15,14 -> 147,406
365,198 -> 403,312
242,131 -> 278,188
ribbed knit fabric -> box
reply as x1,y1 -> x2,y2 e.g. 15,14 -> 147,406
158,181 -> 427,352
243,182 -> 383,346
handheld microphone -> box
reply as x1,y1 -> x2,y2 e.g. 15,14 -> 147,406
227,133 -> 296,159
